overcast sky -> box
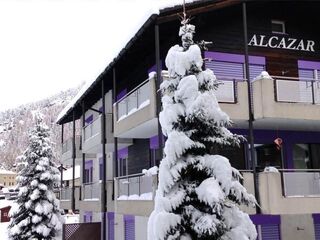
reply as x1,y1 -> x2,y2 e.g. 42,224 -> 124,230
0,0 -> 176,112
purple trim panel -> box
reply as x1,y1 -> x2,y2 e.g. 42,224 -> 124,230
150,135 -> 159,149
313,214 -> 320,223
99,106 -> 104,113
107,212 -> 115,240
250,214 -> 281,225
204,51 -> 266,65
99,157 -> 103,164
148,61 -> 162,74
124,214 -> 134,222
85,160 -> 93,170
85,115 -> 93,124
298,60 -> 320,70
117,89 -> 127,101
118,147 -> 128,159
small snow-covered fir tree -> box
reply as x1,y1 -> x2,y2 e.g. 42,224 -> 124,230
8,113 -> 63,240
148,21 -> 257,240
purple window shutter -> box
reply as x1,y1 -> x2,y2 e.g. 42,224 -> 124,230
299,69 -> 314,79
108,212 -> 115,240
84,211 -> 92,223
206,60 -> 244,79
250,215 -> 281,240
313,214 -> 320,240
249,64 -> 265,81
260,224 -> 281,240
124,215 -> 135,240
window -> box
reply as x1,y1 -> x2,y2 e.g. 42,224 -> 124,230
213,144 -> 247,170
255,144 -> 283,169
293,144 -> 320,169
272,20 -> 286,34
150,148 -> 162,167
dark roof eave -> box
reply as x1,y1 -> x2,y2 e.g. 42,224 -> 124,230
57,13 -> 159,125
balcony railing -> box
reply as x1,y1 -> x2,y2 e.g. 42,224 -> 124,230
62,135 -> 81,154
82,181 -> 101,200
116,173 -> 155,200
116,79 -> 151,121
273,76 -> 320,104
60,187 -> 72,200
280,169 -> 320,197
83,116 -> 101,141
215,77 -> 244,103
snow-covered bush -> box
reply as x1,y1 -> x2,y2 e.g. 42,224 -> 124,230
8,113 -> 63,240
148,22 -> 257,240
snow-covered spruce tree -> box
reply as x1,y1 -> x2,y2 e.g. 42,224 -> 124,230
8,113 -> 63,240
148,22 -> 257,240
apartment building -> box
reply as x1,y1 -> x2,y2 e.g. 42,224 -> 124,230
0,169 -> 17,188
56,1 -> 320,239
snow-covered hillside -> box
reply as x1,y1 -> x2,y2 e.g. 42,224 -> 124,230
0,87 -> 81,169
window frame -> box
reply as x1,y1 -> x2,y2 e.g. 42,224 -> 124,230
271,20 -> 286,34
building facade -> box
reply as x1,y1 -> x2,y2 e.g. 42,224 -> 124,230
57,1 -> 320,240
0,169 -> 17,188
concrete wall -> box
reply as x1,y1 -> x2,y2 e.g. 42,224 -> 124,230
281,214 -> 315,240
259,172 -> 320,214
253,77 -> 320,121
219,81 -> 249,122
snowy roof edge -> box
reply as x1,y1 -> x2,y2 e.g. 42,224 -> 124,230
56,0 -> 213,124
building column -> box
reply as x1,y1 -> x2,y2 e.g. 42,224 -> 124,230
71,110 -> 76,212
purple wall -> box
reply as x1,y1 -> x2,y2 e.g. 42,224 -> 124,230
85,115 -> 93,124
85,160 -> 93,170
118,148 -> 128,160
107,212 -> 115,240
298,60 -> 320,70
117,89 -> 127,102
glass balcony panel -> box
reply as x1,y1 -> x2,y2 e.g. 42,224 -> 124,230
214,80 -> 235,103
283,172 -> 320,196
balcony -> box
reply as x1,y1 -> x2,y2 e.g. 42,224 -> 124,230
113,76 -> 158,139
82,181 -> 101,200
259,169 -> 320,214
115,173 -> 157,216
82,114 -> 132,154
59,186 -> 81,211
215,77 -> 249,127
61,136 -> 82,165
253,74 -> 320,131
78,181 -> 102,213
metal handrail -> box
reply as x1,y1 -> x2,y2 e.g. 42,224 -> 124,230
115,173 -> 145,180
271,75 -> 318,82
115,78 -> 150,104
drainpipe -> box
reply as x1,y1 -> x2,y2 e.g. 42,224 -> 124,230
72,110 -> 76,212
101,79 -> 107,240
113,67 -> 118,179
242,2 -> 260,213
61,124 -> 64,190
155,24 -> 164,160
82,102 -> 86,186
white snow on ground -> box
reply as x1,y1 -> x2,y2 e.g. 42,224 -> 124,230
62,165 -> 80,181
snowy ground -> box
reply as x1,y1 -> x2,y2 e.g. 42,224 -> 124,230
0,199 -> 79,240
